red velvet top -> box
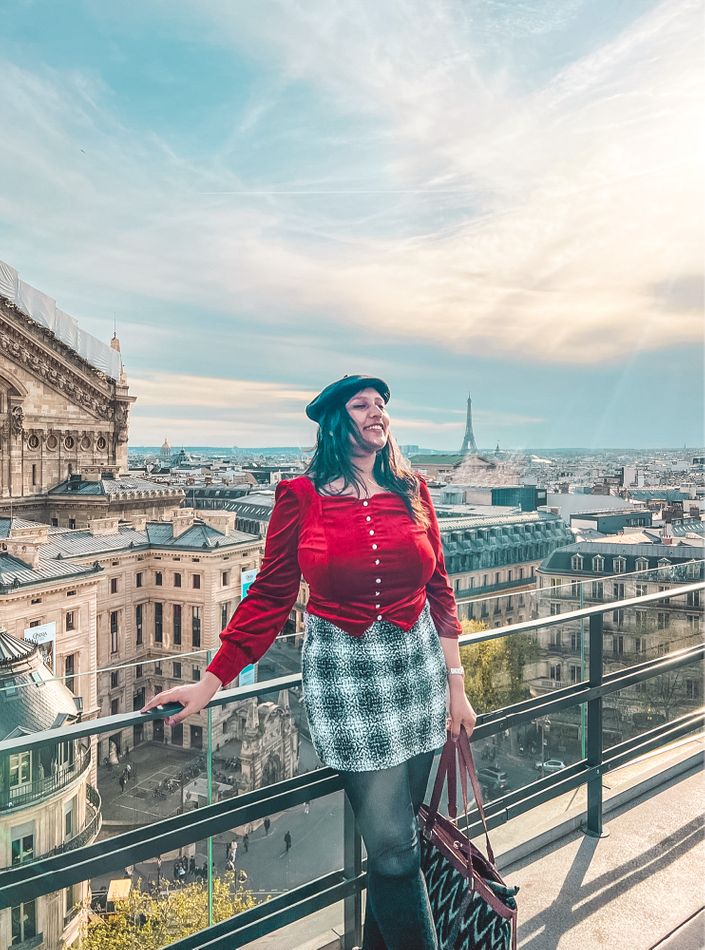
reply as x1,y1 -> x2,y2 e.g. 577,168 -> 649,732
206,475 -> 462,687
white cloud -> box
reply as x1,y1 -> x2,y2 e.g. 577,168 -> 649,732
0,0 -> 702,375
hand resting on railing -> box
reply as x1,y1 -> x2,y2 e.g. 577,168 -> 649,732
140,671 -> 223,727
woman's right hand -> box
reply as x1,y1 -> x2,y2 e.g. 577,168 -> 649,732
140,671 -> 223,727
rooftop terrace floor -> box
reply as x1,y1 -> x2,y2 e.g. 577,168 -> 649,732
508,765 -> 704,949
241,747 -> 703,950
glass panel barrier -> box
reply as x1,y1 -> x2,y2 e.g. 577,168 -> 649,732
604,658 -> 704,755
1,562 -> 701,949
455,556 -> 705,627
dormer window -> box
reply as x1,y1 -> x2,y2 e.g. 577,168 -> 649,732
571,554 -> 584,571
636,557 -> 649,572
614,556 -> 627,574
592,555 -> 604,572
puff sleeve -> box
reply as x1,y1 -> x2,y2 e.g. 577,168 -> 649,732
206,479 -> 302,686
419,478 -> 462,639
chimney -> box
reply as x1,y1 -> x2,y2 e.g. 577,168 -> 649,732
196,511 -> 235,536
88,517 -> 120,536
3,523 -> 49,568
172,508 -> 196,538
1,539 -> 42,569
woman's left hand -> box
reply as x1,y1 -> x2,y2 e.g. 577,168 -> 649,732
447,688 -> 478,743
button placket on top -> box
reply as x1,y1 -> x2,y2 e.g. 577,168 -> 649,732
364,496 -> 383,620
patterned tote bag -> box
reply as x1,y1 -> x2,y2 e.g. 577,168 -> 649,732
418,729 -> 519,950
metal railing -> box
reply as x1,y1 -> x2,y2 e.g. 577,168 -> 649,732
0,581 -> 703,950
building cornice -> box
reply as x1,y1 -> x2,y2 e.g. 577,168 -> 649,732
0,296 -> 132,426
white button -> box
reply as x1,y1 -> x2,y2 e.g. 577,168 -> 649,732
366,515 -> 372,522
376,614 -> 382,621
375,591 -> 380,596
375,603 -> 381,609
376,578 -> 381,584
375,559 -> 380,564
369,529 -> 375,536
363,500 -> 369,507
372,543 -> 378,550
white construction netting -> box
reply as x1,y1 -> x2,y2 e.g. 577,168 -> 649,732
0,259 -> 121,380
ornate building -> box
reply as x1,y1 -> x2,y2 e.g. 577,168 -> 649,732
531,543 -> 704,750
0,261 -> 300,823
0,260 -> 134,504
0,631 -> 101,949
439,511 -> 574,627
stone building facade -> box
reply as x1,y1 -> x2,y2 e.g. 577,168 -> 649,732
0,292 -> 134,503
0,632 -> 101,950
439,511 -> 574,627
531,542 -> 704,749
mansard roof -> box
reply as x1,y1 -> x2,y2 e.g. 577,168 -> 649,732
41,520 -> 256,561
0,517 -> 45,539
48,475 -> 182,497
0,630 -> 80,741
0,552 -> 100,590
539,540 -> 704,576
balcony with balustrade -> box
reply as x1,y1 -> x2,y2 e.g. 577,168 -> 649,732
0,579 -> 703,949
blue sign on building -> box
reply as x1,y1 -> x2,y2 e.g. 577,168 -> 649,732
238,569 -> 259,685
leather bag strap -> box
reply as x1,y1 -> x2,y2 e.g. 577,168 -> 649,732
456,727 -> 496,865
425,738 -> 455,828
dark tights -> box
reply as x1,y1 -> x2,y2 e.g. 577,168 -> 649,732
340,749 -> 438,950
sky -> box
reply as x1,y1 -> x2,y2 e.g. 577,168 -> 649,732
1,0 -> 703,450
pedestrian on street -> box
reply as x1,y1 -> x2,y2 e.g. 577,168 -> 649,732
263,817 -> 271,835
119,771 -> 127,794
242,833 -> 249,853
225,841 -> 231,861
284,830 -> 292,854
140,373 -> 477,950
189,856 -> 196,876
303,800 -> 310,815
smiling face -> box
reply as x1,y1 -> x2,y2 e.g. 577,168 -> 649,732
344,386 -> 390,454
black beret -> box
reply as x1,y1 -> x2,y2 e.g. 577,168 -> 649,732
305,374 -> 391,423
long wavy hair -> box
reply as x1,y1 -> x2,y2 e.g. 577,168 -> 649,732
304,400 -> 430,529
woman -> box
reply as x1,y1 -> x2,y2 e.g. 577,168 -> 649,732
141,374 -> 477,949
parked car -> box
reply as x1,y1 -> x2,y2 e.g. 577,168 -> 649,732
477,767 -> 509,797
535,758 -> 566,773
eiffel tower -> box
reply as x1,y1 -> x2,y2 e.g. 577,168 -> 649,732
459,394 -> 478,454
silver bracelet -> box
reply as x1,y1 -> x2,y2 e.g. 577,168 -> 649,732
447,667 -> 464,676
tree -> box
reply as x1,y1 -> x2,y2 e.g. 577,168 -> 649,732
459,620 -> 539,714
69,873 -> 260,950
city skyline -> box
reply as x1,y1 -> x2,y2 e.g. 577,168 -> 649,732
1,0 -> 703,449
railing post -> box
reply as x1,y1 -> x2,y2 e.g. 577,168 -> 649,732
585,611 -> 608,838
342,793 -> 362,950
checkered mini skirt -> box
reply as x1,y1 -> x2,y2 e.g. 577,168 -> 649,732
301,601 -> 448,772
